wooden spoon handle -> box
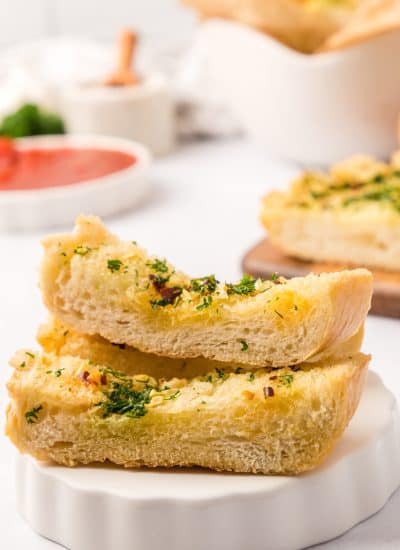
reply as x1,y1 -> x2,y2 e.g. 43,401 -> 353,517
117,29 -> 137,73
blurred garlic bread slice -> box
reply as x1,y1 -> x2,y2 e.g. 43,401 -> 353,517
40,216 -> 372,368
319,0 -> 400,52
6,350 -> 370,475
261,154 -> 400,271
182,0 -> 357,53
37,317 -> 365,378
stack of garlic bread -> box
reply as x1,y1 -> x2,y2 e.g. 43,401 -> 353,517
7,216 -> 373,475
261,154 -> 400,272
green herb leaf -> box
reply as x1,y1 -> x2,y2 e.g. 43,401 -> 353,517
146,258 -> 169,273
240,339 -> 249,351
74,245 -> 92,256
99,382 -> 152,419
215,368 -> 228,380
279,374 -> 294,387
0,103 -> 64,138
191,275 -> 219,295
54,368 -> 65,378
25,351 -> 35,359
247,372 -> 255,382
107,259 -> 123,272
196,295 -> 213,310
164,390 -> 181,400
271,272 -> 279,283
226,274 -> 256,296
25,405 -> 43,424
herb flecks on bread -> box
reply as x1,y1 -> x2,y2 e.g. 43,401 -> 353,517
37,317 -> 365,379
40,216 -> 372,367
261,154 -> 400,271
282,155 -> 400,213
6,350 -> 370,474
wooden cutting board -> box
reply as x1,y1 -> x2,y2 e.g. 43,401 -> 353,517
242,238 -> 400,319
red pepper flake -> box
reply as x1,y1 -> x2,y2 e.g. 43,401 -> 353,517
159,286 -> 182,304
78,371 -> 90,383
263,386 -> 274,398
270,375 -> 277,380
149,273 -> 166,291
100,374 -> 107,385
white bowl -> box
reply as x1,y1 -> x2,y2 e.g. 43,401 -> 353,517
0,135 -> 151,231
197,20 -> 400,166
60,73 -> 175,157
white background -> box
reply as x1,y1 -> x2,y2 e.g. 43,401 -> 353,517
0,0 -> 196,47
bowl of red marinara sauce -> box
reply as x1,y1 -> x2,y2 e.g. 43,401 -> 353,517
0,135 -> 151,230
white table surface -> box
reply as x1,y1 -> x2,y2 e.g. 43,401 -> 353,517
0,137 -> 399,549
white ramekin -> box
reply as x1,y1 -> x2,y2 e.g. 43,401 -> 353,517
59,74 -> 175,157
0,135 -> 151,231
196,20 -> 400,166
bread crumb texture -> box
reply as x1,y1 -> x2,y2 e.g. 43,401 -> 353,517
6,350 -> 370,474
40,216 -> 372,367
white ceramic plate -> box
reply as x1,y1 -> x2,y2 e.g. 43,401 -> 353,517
196,20 -> 400,166
0,135 -> 151,231
16,372 -> 400,550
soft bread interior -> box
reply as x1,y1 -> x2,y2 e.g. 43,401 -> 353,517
6,349 -> 370,475
37,317 -> 365,379
40,216 -> 372,368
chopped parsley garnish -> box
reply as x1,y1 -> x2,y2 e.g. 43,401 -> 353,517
226,274 -> 256,296
54,368 -> 65,377
274,309 -> 284,319
279,374 -> 294,387
107,259 -> 123,272
19,361 -> 26,368
97,366 -> 182,418
63,330 -> 69,337
99,383 -> 152,419
164,390 -> 181,400
149,274 -> 170,288
196,295 -> 213,310
235,367 -> 243,374
146,258 -> 169,273
74,245 -> 92,256
247,372 -> 255,382
240,340 -> 249,351
271,272 -> 279,283
100,366 -> 129,381
215,368 -> 228,380
191,275 -> 219,295
25,405 -> 43,424
25,351 -> 35,359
